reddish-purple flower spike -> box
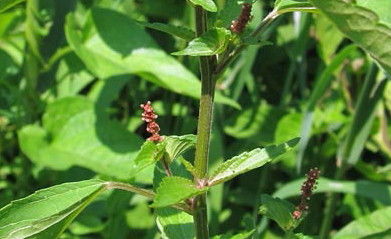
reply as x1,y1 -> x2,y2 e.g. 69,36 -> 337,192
140,101 -> 163,143
230,3 -> 252,34
293,167 -> 320,219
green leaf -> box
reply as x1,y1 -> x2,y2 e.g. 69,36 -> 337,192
356,0 -> 391,27
65,8 -> 239,109
241,38 -> 273,47
156,208 -> 194,239
294,233 -> 316,239
259,194 -> 296,232
0,0 -> 25,13
217,0 -> 241,28
152,176 -> 207,208
164,134 -> 197,163
138,22 -> 195,41
172,28 -> 232,56
274,0 -> 317,14
224,102 -> 284,143
310,0 -> 391,75
180,158 -> 200,177
297,45 -> 357,170
25,0 -> 53,62
18,97 -> 142,180
133,140 -> 165,175
154,164 -> 194,238
189,0 -> 217,12
209,137 -> 300,186
0,179 -> 106,238
274,177 -> 391,205
212,230 -> 256,239
334,207 -> 391,239
340,65 -> 387,165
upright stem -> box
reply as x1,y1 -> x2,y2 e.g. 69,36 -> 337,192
319,166 -> 345,239
193,5 -> 214,239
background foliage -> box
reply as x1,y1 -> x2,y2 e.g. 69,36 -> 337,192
0,0 -> 390,238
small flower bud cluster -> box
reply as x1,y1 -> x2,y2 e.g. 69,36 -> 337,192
140,101 -> 163,143
230,3 -> 252,34
293,167 -> 320,219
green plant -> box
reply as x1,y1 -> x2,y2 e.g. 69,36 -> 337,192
1,0 -> 390,238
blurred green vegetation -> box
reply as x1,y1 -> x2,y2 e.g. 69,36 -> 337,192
0,0 -> 390,238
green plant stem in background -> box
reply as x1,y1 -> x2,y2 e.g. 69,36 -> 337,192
215,10 -> 278,76
193,6 -> 214,239
319,166 -> 346,239
320,63 -> 383,238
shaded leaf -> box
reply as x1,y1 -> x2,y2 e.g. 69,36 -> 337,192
172,28 -> 232,56
189,0 -> 217,12
310,0 -> 391,74
334,207 -> 391,239
138,22 -> 195,41
0,0 -> 25,13
297,45 -> 357,170
152,176 -> 207,208
209,138 -> 300,186
0,180 -> 106,238
259,194 -> 296,231
224,102 -> 284,143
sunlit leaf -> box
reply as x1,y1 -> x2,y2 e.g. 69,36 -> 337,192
211,229 -> 256,239
209,138 -> 300,186
259,194 -> 296,231
274,0 -> 317,14
65,8 -> 239,108
132,140 -> 165,175
152,176 -> 207,208
274,177 -> 391,205
172,28 -> 232,56
164,134 -> 197,163
310,0 -> 391,75
334,207 -> 391,239
0,180 -> 106,238
18,97 -> 142,180
189,0 -> 217,12
156,208 -> 194,239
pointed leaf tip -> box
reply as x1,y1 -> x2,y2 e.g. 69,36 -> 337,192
209,138 -> 300,186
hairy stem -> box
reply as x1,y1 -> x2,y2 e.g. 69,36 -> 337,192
193,5 -> 214,239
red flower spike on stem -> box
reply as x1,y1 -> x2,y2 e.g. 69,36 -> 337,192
140,101 -> 163,143
230,3 -> 252,34
293,167 -> 320,220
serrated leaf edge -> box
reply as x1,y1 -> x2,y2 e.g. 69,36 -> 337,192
151,176 -> 207,208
